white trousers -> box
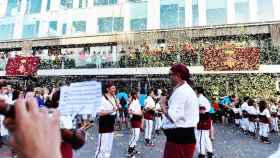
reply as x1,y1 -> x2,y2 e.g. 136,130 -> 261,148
145,119 -> 153,140
155,116 -> 162,130
249,121 -> 257,133
235,119 -> 240,125
271,117 -> 279,131
95,133 -> 114,158
259,123 -> 269,137
195,130 -> 213,155
129,128 -> 140,148
241,118 -> 249,131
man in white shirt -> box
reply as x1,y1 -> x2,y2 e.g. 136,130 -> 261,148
161,64 -> 199,158
95,82 -> 118,158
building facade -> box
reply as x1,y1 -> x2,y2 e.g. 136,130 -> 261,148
0,0 -> 280,41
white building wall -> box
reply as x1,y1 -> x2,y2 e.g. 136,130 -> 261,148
0,0 -> 279,41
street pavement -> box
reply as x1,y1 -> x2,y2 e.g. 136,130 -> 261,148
1,123 -> 279,158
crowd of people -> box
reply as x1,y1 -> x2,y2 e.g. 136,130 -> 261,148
210,95 -> 280,144
0,64 -> 280,158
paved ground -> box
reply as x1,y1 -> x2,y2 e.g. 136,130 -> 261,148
1,123 -> 280,158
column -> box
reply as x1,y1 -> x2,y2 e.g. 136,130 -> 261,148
198,0 -> 206,26
249,0 -> 258,22
185,0 -> 192,27
73,0 -> 79,9
227,0 -> 235,24
51,0 -> 60,11
147,0 -> 160,29
0,0 -> 7,17
272,0 -> 280,21
122,1 -> 130,32
41,0 -> 48,14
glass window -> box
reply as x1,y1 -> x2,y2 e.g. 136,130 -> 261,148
206,0 -> 227,25
0,23 -> 14,40
62,23 -> 67,35
257,0 -> 273,21
130,1 -> 147,31
192,0 -> 199,26
98,17 -> 123,33
26,0 -> 42,14
48,21 -> 57,35
6,0 -> 21,16
94,0 -> 117,5
47,0 -> 51,11
98,17 -> 113,33
72,21 -> 86,33
113,17 -> 124,32
79,0 -> 88,8
160,0 -> 185,29
22,21 -> 40,39
235,0 -> 249,23
61,0 -> 73,9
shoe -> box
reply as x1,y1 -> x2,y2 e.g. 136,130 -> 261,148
147,141 -> 155,147
262,140 -> 271,144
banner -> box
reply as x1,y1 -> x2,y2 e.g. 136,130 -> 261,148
5,56 -> 40,76
58,81 -> 102,117
203,45 -> 260,71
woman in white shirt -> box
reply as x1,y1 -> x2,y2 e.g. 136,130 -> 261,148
162,64 -> 199,158
127,91 -> 142,156
143,89 -> 156,146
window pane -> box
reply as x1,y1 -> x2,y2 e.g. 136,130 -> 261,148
72,21 -> 86,33
257,0 -> 273,21
22,21 -> 40,39
160,0 -> 185,29
206,0 -> 227,25
0,24 -> 14,40
79,0 -> 88,8
131,19 -> 147,31
61,0 -> 73,9
6,0 -> 20,16
47,0 -> 51,11
48,21 -> 57,35
113,17 -> 124,32
235,0 -> 249,23
192,0 -> 199,26
27,0 -> 42,14
98,17 -> 113,33
62,23 -> 67,35
94,0 -> 117,5
130,1 -> 147,31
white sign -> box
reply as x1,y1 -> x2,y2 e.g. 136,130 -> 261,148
58,81 -> 102,117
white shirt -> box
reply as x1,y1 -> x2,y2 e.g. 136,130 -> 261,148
144,96 -> 155,110
241,102 -> 248,111
98,95 -> 117,115
247,106 -> 258,115
155,103 -> 162,111
162,82 -> 199,129
259,108 -> 271,118
198,95 -> 211,112
129,99 -> 141,114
